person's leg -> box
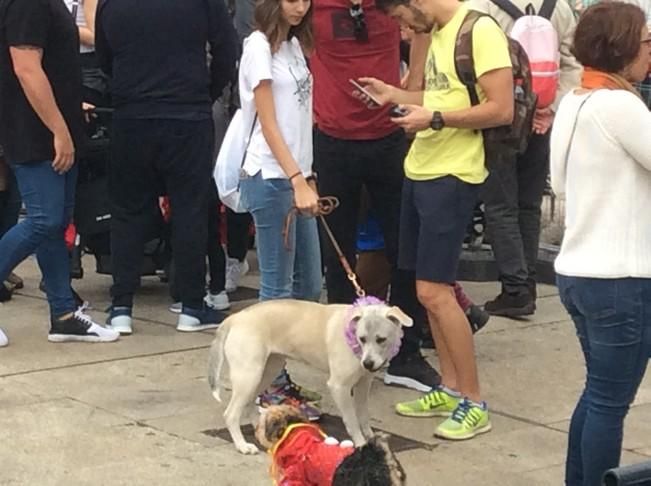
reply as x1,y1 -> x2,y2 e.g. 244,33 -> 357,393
313,128 -> 363,304
361,131 -> 439,391
291,214 -> 322,303
483,148 -> 533,316
109,119 -> 158,310
241,173 -> 295,301
0,161 -> 75,316
568,277 -> 650,486
411,177 -> 488,439
517,132 -> 550,301
225,208 -> 252,292
557,274 -> 590,486
207,186 -> 226,294
159,120 -> 214,311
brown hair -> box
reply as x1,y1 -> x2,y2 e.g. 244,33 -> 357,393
254,0 -> 314,53
572,2 -> 647,74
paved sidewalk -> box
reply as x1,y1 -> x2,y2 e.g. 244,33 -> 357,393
1,255 -> 651,486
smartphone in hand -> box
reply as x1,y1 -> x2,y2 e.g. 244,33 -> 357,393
349,79 -> 382,107
389,106 -> 409,118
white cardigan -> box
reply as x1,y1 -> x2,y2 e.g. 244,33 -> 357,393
550,89 -> 651,278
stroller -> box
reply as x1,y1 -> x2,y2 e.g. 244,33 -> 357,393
73,108 -> 172,279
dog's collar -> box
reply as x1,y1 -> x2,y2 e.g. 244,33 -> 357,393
344,296 -> 403,360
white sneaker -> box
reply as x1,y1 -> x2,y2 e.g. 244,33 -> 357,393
225,258 -> 249,293
204,291 -> 230,310
0,328 -> 8,347
169,302 -> 182,314
107,307 -> 133,335
49,310 -> 120,343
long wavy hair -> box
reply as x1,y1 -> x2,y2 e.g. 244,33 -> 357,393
254,0 -> 314,53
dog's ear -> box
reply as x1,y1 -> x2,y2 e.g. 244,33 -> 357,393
350,307 -> 364,322
386,307 -> 413,328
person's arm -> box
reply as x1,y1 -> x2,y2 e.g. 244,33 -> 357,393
253,81 -> 319,214
405,33 -> 430,91
355,77 -> 424,105
605,93 -> 651,171
76,0 -> 98,47
207,0 -> 239,100
10,47 -> 74,172
94,0 -> 112,75
553,1 -> 582,112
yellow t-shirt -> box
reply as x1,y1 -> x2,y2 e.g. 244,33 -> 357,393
405,5 -> 512,184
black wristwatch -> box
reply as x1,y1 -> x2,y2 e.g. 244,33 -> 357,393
430,111 -> 445,131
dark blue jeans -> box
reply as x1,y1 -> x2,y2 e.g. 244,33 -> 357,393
558,275 -> 651,486
0,161 -> 77,317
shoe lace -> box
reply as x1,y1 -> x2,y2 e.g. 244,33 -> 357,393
418,390 -> 443,409
73,310 -> 94,328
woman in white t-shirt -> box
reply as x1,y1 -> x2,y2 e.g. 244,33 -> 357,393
550,4 -> 651,485
239,0 -> 322,416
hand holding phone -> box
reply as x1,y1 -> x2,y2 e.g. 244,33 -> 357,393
389,105 -> 409,118
349,79 -> 383,107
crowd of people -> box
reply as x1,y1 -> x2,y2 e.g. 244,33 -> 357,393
0,0 -> 650,484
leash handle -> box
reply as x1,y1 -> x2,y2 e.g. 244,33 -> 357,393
283,196 -> 366,298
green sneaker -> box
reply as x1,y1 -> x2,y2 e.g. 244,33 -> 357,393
395,387 -> 461,418
435,399 -> 492,440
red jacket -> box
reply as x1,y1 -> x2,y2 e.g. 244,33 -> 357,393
271,424 -> 354,486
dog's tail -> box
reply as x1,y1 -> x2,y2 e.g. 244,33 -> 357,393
207,320 -> 230,402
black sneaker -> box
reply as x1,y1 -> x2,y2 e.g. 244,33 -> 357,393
466,304 -> 490,334
49,311 -> 120,343
384,353 -> 442,392
484,292 -> 535,318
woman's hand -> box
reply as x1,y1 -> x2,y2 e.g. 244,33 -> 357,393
390,104 -> 433,133
292,176 -> 320,216
356,77 -> 396,107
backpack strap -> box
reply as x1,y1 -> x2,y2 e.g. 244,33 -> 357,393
538,0 -> 557,19
488,0 -> 525,20
454,10 -> 484,107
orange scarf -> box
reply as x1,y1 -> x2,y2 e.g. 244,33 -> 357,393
581,67 -> 643,100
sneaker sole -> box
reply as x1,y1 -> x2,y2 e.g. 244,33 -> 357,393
169,307 -> 182,314
48,334 -> 119,343
384,374 -> 438,393
434,422 -> 492,441
395,408 -> 453,418
486,305 -> 535,318
109,327 -> 133,336
257,405 -> 321,422
176,323 -> 221,332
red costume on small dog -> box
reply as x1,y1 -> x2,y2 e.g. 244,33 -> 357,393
271,423 -> 354,486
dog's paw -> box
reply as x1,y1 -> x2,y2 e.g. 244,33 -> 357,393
236,442 -> 260,455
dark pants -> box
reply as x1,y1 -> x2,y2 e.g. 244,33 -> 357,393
313,128 -> 423,360
483,131 -> 550,296
109,118 -> 213,309
226,208 -> 251,262
558,275 -> 651,486
0,165 -> 21,239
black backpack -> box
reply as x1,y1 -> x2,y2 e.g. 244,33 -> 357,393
454,9 -> 537,155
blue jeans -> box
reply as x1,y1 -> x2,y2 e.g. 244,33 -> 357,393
241,172 -> 322,302
0,161 -> 77,317
558,275 -> 651,486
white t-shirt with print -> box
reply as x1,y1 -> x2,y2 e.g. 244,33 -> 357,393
239,31 -> 313,180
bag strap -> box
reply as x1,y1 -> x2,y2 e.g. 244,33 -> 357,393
538,0 -> 557,19
489,0 -> 525,20
240,113 -> 258,169
454,10 -> 487,107
563,92 -> 595,172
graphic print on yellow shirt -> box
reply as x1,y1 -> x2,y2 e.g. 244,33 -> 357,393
405,5 -> 512,184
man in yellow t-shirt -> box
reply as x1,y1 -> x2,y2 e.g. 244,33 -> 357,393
358,0 -> 512,440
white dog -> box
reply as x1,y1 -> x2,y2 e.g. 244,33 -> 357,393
207,297 -> 412,454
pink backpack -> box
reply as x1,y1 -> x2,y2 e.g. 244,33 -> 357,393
490,0 -> 560,108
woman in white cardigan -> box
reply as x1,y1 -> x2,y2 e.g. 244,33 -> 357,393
550,3 -> 651,485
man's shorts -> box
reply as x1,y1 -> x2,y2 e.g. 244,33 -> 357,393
398,175 -> 480,283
